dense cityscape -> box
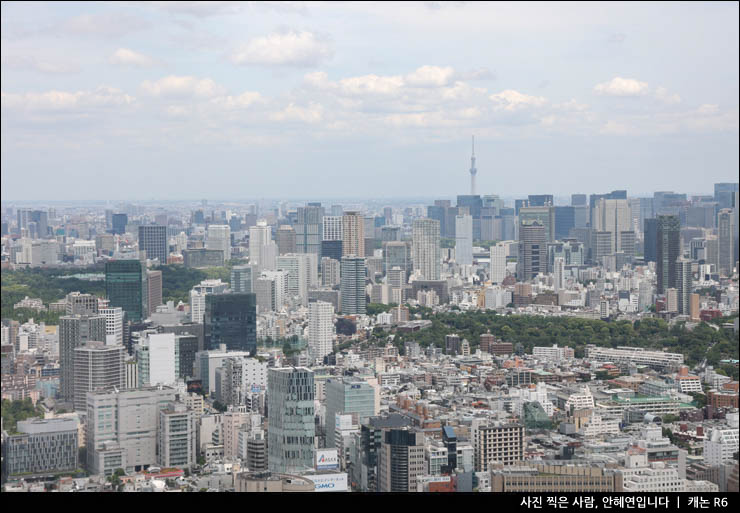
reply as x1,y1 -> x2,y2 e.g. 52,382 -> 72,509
1,1 -> 738,498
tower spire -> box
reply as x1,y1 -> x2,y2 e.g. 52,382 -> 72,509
469,135 -> 477,195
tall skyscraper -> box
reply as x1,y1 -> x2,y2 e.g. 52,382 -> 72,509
308,301 -> 334,362
323,215 -> 343,241
412,219 -> 441,280
714,182 -> 739,210
73,342 -> 125,411
296,203 -> 324,257
656,215 -> 680,294
553,257 -> 565,291
59,314 -> 106,403
138,225 -> 167,263
383,241 -> 410,279
455,214 -> 473,266
377,428 -> 425,492
469,135 -> 477,195
146,269 -> 162,317
519,206 -> 555,242
518,221 -> 547,281
276,225 -> 297,255
644,218 -> 658,263
325,378 -> 377,449
490,243 -> 506,284
231,264 -> 257,294
554,206 -> 575,241
277,253 -> 312,305
341,256 -> 366,315
676,258 -> 693,316
248,221 -> 271,267
718,208 -> 736,277
204,293 -> 257,354
207,224 -> 231,262
342,211 -> 365,257
592,198 -> 634,257
268,367 -> 315,474
105,260 -> 147,323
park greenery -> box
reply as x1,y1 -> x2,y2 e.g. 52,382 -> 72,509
362,309 -> 738,377
1,398 -> 45,434
1,264 -> 235,321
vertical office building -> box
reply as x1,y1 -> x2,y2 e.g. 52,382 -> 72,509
676,258 -> 693,316
554,206 -> 575,241
277,253 -> 312,305
309,301 -> 334,362
59,314 -> 107,403
718,208 -> 736,277
518,221 -> 547,281
138,225 -> 167,263
455,214 -> 473,266
323,215 -> 343,242
296,203 -> 324,257
146,269 -> 162,317
99,307 -> 124,346
519,206 -> 555,242
644,218 -> 658,263
248,221 -> 272,267
158,402 -> 197,469
473,422 -> 525,471
412,219 -> 441,280
231,264 -> 257,294
204,293 -> 257,354
457,195 -> 483,240
276,225 -> 297,255
490,244 -> 507,284
66,291 -> 99,316
73,342 -> 125,411
86,387 -> 177,475
592,198 -> 634,258
268,367 -> 315,474
377,428 -> 425,492
111,213 -> 128,235
325,378 -> 377,449
341,256 -> 366,315
207,224 -> 231,262
342,211 -> 365,257
656,215 -> 680,294
383,241 -> 410,279
106,260 -> 147,324
2,418 -> 79,477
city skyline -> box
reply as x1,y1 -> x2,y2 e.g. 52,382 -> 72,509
2,2 -> 738,201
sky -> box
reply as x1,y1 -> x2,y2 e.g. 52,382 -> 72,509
1,1 -> 738,201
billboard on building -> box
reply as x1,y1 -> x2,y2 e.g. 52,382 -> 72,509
315,448 -> 339,471
303,472 -> 348,492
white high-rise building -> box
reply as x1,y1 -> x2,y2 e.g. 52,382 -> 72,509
249,221 -> 272,267
703,427 -> 739,466
99,307 -> 124,346
490,244 -> 506,284
553,257 -> 565,291
309,301 -> 334,362
259,242 -> 278,272
455,215 -> 473,266
412,219 -> 440,280
592,198 -> 633,254
255,270 -> 288,313
323,216 -> 343,241
207,225 -> 231,262
137,333 -> 176,387
277,254 -> 312,305
189,279 -> 229,323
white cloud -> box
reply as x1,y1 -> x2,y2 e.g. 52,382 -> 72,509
490,89 -> 547,110
110,48 -> 157,68
269,102 -> 323,123
594,77 -> 649,96
405,65 -> 456,87
652,86 -> 681,104
52,13 -> 150,38
209,91 -> 264,109
140,75 -> 225,98
1,87 -> 134,111
231,30 -> 333,67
